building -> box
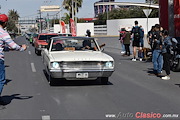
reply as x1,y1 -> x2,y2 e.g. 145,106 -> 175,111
94,0 -> 115,17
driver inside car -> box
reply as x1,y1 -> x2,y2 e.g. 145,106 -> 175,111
82,40 -> 92,50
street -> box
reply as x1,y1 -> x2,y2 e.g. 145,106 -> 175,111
0,36 -> 180,120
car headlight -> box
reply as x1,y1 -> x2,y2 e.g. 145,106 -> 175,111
105,61 -> 113,68
51,62 -> 60,69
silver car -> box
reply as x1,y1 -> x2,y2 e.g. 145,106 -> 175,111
42,36 -> 114,85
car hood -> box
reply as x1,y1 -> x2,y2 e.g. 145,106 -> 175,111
37,40 -> 48,45
49,51 -> 114,62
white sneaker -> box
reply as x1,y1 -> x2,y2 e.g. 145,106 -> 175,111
132,58 -> 136,61
121,51 -> 125,54
162,76 -> 170,80
139,58 -> 143,61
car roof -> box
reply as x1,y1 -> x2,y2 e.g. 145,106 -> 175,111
51,36 -> 95,40
39,33 -> 58,35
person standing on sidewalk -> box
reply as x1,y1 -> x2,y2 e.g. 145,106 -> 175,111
161,30 -> 172,80
131,21 -> 141,61
138,25 -> 145,61
0,14 -> 27,108
151,24 -> 163,76
122,27 -> 131,56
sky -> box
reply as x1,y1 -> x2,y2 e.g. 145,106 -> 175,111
0,0 -> 145,19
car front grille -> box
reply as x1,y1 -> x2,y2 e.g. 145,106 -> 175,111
61,61 -> 102,69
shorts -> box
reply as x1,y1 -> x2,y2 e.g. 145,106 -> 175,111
132,40 -> 140,47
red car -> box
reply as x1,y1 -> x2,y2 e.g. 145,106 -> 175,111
34,33 -> 58,55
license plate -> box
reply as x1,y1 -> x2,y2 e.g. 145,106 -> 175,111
76,73 -> 88,78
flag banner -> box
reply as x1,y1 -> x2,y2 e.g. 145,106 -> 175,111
60,21 -> 66,33
70,18 -> 76,36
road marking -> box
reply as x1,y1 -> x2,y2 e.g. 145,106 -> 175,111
28,51 -> 31,55
42,115 -> 51,120
31,63 -> 36,72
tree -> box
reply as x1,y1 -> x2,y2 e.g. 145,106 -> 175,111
61,13 -> 70,24
6,9 -> 19,33
63,0 -> 83,19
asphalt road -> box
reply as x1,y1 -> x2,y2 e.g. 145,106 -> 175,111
0,36 -> 180,120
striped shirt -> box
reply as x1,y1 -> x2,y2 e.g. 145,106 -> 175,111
0,27 -> 24,60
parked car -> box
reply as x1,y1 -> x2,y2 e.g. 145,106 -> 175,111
34,33 -> 58,55
42,36 -> 115,86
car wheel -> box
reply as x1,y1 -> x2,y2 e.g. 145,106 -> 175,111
35,48 -> 41,55
101,77 -> 109,85
48,74 -> 55,86
172,59 -> 180,72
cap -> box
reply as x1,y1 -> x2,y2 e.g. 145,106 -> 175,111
126,27 -> 131,31
0,14 -> 8,22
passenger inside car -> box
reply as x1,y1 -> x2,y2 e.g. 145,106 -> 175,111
55,43 -> 64,51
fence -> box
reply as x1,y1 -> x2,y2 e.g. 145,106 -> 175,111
94,25 -> 107,35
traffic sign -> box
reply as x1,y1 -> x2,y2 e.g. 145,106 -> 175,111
143,9 -> 152,17
40,6 -> 60,12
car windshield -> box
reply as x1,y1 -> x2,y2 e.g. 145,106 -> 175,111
39,35 -> 58,41
33,34 -> 38,37
50,38 -> 99,51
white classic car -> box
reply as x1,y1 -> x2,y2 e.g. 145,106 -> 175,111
42,36 -> 114,85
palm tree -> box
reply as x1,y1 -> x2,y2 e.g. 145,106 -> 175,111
61,13 -> 70,24
63,0 -> 83,19
8,9 -> 19,22
6,9 -> 19,33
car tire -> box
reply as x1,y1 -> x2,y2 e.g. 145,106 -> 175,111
35,48 -> 41,55
172,59 -> 180,72
48,74 -> 55,86
101,77 -> 109,85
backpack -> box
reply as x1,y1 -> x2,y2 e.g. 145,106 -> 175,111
133,26 -> 140,40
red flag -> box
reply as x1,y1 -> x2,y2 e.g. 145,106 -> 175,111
60,21 -> 66,33
70,18 -> 76,36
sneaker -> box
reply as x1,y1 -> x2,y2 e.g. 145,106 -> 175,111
139,58 -> 143,61
157,73 -> 165,77
162,76 -> 170,80
121,51 -> 125,54
132,58 -> 136,61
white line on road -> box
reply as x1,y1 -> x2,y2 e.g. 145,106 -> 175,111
28,51 -> 31,55
31,63 -> 36,72
42,115 -> 51,120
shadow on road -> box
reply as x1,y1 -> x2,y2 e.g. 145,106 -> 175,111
1,94 -> 33,106
4,79 -> 12,85
175,84 -> 180,88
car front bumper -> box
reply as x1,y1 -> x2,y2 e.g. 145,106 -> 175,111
49,69 -> 114,80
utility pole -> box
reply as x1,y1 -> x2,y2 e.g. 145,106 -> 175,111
38,10 -> 42,33
72,0 -> 74,20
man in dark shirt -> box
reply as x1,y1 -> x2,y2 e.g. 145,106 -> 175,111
151,24 -> 163,76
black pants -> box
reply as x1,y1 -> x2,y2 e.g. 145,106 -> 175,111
163,53 -> 171,75
124,44 -> 130,56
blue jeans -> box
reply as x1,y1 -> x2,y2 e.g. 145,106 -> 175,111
0,59 -> 5,96
120,42 -> 125,52
152,50 -> 163,74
